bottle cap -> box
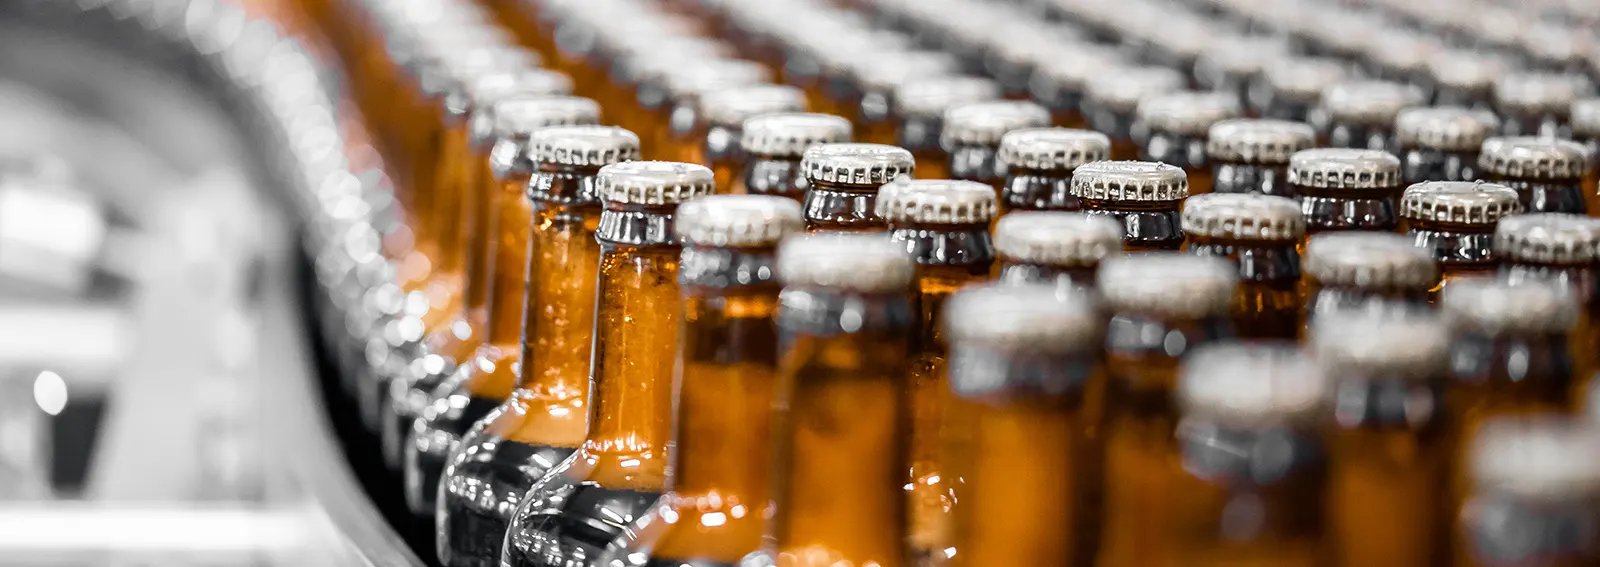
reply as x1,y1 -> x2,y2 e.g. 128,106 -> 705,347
1470,417 -> 1600,500
1288,148 -> 1403,190
1178,342 -> 1326,425
1134,91 -> 1243,138
1083,66 -> 1187,115
529,125 -> 641,168
1399,181 -> 1523,225
940,100 -> 1053,148
1180,193 -> 1306,241
1478,136 -> 1590,180
874,179 -> 997,225
489,95 -> 603,139
1096,253 -> 1238,318
1206,119 -> 1317,164
994,212 -> 1123,268
1362,29 -> 1444,76
740,113 -> 853,158
777,233 -> 915,292
847,50 -> 963,95
944,283 -> 1105,355
1264,57 -> 1349,104
893,76 -> 1004,120
1442,278 -> 1579,335
1494,72 -> 1583,116
1395,106 -> 1494,152
1194,36 -> 1290,87
1573,98 -> 1600,138
801,143 -> 915,186
1310,312 -> 1450,380
1319,80 -> 1426,126
699,84 -> 808,129
1426,50 -> 1508,93
675,194 -> 805,248
997,128 -> 1111,171
1029,44 -> 1125,101
465,68 -> 575,106
1495,213 -> 1600,265
661,58 -> 774,101
596,161 -> 716,206
1303,232 -> 1438,290
1069,160 -> 1188,202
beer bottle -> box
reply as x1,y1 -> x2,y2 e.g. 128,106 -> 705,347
942,284 -> 1106,567
603,195 -> 805,566
654,59 -> 776,162
996,128 -> 1110,214
1518,22 -> 1595,78
1096,253 -> 1238,567
1290,148 -> 1405,233
941,100 -> 1052,191
876,179 -> 998,563
1312,80 -> 1425,153
613,36 -> 735,135
501,161 -> 713,567
435,126 -> 639,567
1302,232 -> 1439,320
1495,213 -> 1600,402
1313,312 -> 1453,567
1479,136 -> 1591,215
691,84 -> 808,189
1070,160 -> 1189,252
1081,66 -> 1187,160
1401,181 -> 1524,288
982,25 -> 1078,101
799,143 -> 915,233
1423,50 -> 1506,111
1258,56 -> 1348,123
1360,29 -> 1443,87
1572,98 -> 1600,214
893,76 -> 1004,181
1134,91 -> 1242,196
737,113 -> 853,199
1457,418 -> 1600,567
1206,119 -> 1315,197
1167,342 -> 1329,567
1395,106 -> 1493,184
1181,193 -> 1306,339
1492,72 -> 1580,138
768,233 -> 916,567
993,211 -> 1123,290
1193,36 -> 1290,112
844,50 -> 963,146
1028,43 -> 1125,128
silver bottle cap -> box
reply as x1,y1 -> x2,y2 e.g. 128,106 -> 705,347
662,58 -> 774,101
740,113 -> 853,158
874,179 -> 997,225
1206,119 -> 1317,164
1096,253 -> 1238,318
1479,136 -> 1590,180
944,283 -> 1104,355
699,84 -> 808,129
1395,106 -> 1494,152
1320,80 -> 1426,125
1442,278 -> 1579,335
1303,232 -> 1438,290
596,161 -> 716,206
1495,213 -> 1600,265
997,128 -> 1111,171
1470,417 -> 1600,500
1135,91 -> 1243,137
1180,193 -> 1306,241
529,125 -> 641,168
1083,66 -> 1187,115
893,76 -> 1004,120
1288,148 -> 1403,190
1494,72 -> 1583,116
1178,342 -> 1326,426
994,212 -> 1123,268
1399,181 -> 1523,225
1573,98 -> 1600,138
940,100 -> 1053,148
489,95 -> 603,139
801,143 -> 915,186
776,233 -> 915,292
1264,56 -> 1349,103
1069,160 -> 1189,202
1310,312 -> 1450,380
676,194 -> 805,248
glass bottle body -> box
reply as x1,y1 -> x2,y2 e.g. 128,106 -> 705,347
804,180 -> 887,233
1000,168 -> 1079,213
1456,487 -> 1600,567
1298,185 -> 1400,234
1184,236 -> 1303,340
1400,148 -> 1480,184
899,115 -> 950,181
948,143 -> 1003,192
1302,283 -> 1431,323
1502,262 -> 1600,401
1212,161 -> 1293,197
1482,174 -> 1588,215
1406,221 -> 1497,290
1141,130 -> 1211,196
1086,107 -> 1138,160
1080,199 -> 1184,252
996,262 -> 1098,291
1326,120 -> 1398,154
742,155 -> 806,201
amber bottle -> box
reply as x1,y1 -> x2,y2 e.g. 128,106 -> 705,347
690,84 -> 808,189
892,76 -> 1003,181
1289,148 -> 1405,233
993,211 -> 1122,290
1478,136 -> 1591,215
841,50 -> 962,146
1259,56 -> 1348,124
1312,80 -> 1425,153
996,128 -> 1110,214
1206,119 -> 1315,197
1081,66 -> 1187,160
1395,106 -> 1492,184
799,143 -> 915,233
1495,213 -> 1600,405
1134,91 -> 1242,196
1571,98 -> 1599,214
651,59 -> 776,161
1070,160 -> 1189,252
1193,36 -> 1289,113
1423,50 -> 1504,111
1492,72 -> 1580,138
1181,193 -> 1306,339
1400,181 -> 1523,289
1029,44 -> 1126,128
1457,418 -> 1600,567
736,113 -> 853,199
940,100 -> 1052,191
1301,231 -> 1439,321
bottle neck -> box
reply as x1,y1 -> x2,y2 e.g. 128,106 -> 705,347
1482,176 -> 1588,215
1452,328 -> 1575,402
484,165 -> 605,346
1400,148 -> 1480,184
1329,374 -> 1447,430
1407,222 -> 1496,269
1106,313 -> 1233,409
463,146 -> 497,318
804,181 -> 886,232
949,143 -> 1004,187
1326,121 -> 1398,154
1138,129 -> 1208,170
1298,186 -> 1400,233
1212,162 -> 1293,197
1183,236 -> 1302,283
1001,169 -> 1079,212
742,155 -> 806,202
896,114 -> 942,153
431,121 -> 476,275
997,261 -> 1098,291
1080,204 -> 1183,251
1501,263 -> 1600,317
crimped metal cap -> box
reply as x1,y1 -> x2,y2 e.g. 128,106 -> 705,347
662,58 -> 774,101
1494,72 -> 1582,116
875,179 -> 997,225
740,113 -> 853,158
1442,278 -> 1579,335
1264,57 -> 1349,102
1180,193 -> 1306,241
801,143 -> 915,186
489,95 -> 603,138
699,84 -> 807,129
893,76 -> 1004,120
994,212 -> 1123,268
1303,232 -> 1438,290
1470,417 -> 1600,500
675,194 -> 805,248
596,161 -> 716,206
1134,91 -> 1242,137
997,128 -> 1110,171
1288,148 -> 1403,190
1319,80 -> 1426,125
1083,66 -> 1187,114
465,68 -> 575,105
1070,160 -> 1188,202
1573,98 -> 1600,137
1396,107 -> 1493,152
1206,119 -> 1316,164
944,283 -> 1104,355
777,233 -> 915,292
1495,213 -> 1600,265
1310,312 -> 1450,380
940,100 -> 1052,148
1399,181 -> 1523,225
529,125 -> 640,167
1178,342 -> 1326,425
1096,254 -> 1238,318
1479,136 -> 1590,180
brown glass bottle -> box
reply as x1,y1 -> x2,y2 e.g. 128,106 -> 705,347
1492,72 -> 1580,138
737,113 -> 853,199
1134,91 -> 1242,196
1181,193 -> 1306,339
434,126 -> 638,567
607,195 -> 805,566
1479,136 -> 1591,215
653,59 -> 776,162
1395,106 -> 1492,184
1313,313 -> 1453,567
1206,119 -> 1315,197
943,284 -> 1106,567
1422,50 -> 1505,111
940,100 -> 1051,192
1312,80 -> 1425,153
769,233 -> 916,567
689,84 -> 807,190
1359,30 -> 1443,88
1495,213 -> 1600,406
1095,254 -> 1238,567
892,76 -> 1004,181
1258,56 -> 1348,124
994,211 -> 1122,289
1193,36 -> 1289,113
1028,44 -> 1125,128
842,50 -> 963,146
1456,418 -> 1600,567
875,179 -> 997,563
1301,231 -> 1439,322
996,128 -> 1110,214
1081,66 -> 1187,160
1572,98 -> 1599,215
1070,160 -> 1189,252
1289,148 -> 1405,233
1400,181 -> 1524,289
799,143 -> 915,233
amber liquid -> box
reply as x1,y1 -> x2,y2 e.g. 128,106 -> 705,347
1187,166 -> 1214,197
913,152 -> 951,181
1328,418 -> 1450,567
425,140 -> 498,364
